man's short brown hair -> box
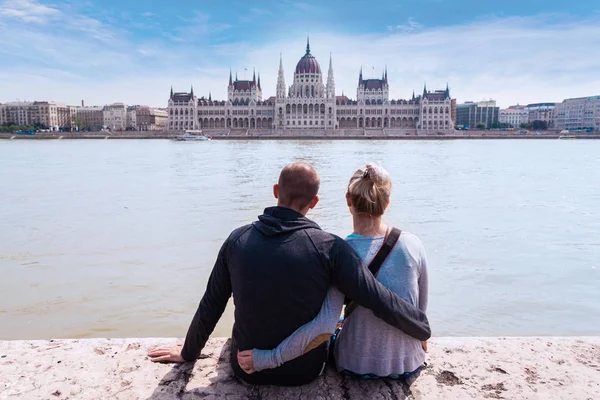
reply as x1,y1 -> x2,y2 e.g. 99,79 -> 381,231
277,163 -> 320,210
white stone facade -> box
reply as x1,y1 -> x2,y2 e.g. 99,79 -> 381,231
103,103 -> 127,131
499,106 -> 529,127
167,39 -> 454,134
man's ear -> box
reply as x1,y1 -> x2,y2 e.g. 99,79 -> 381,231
273,184 -> 279,199
308,195 -> 319,210
346,192 -> 352,207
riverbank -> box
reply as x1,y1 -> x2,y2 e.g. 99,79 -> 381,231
2,132 -> 600,140
1,337 -> 598,399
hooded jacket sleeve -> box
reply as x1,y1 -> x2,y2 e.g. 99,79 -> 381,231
181,238 -> 232,362
331,238 -> 431,341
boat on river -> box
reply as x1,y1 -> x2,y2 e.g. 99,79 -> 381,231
173,130 -> 211,141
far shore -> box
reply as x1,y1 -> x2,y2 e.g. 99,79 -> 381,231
2,130 -> 600,141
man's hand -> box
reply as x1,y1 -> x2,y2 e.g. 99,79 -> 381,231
237,350 -> 256,374
148,344 -> 185,363
421,341 -> 428,353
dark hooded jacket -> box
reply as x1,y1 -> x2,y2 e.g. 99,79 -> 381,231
181,206 -> 430,386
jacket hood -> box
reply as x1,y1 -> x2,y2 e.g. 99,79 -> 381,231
253,206 -> 321,237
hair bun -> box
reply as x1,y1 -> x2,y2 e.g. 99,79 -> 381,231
363,163 -> 384,183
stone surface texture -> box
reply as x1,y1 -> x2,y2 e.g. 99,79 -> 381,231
1,337 -> 599,399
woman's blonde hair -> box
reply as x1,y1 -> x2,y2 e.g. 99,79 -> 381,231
347,163 -> 392,216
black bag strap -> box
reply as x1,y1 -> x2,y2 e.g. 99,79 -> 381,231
343,227 -> 402,320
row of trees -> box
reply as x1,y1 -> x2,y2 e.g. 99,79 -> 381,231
0,122 -> 49,132
468,120 -> 550,130
519,120 -> 549,130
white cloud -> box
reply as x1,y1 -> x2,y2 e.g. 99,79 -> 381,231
142,11 -> 154,18
388,17 -> 423,33
0,0 -> 60,23
1,12 -> 600,109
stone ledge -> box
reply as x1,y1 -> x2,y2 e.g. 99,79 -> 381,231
1,337 -> 599,399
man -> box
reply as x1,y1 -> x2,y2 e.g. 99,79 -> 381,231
148,163 -> 430,386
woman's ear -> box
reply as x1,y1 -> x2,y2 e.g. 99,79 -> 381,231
345,192 -> 352,208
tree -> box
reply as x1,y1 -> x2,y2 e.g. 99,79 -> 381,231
476,121 -> 486,129
520,122 -> 532,130
531,120 -> 548,131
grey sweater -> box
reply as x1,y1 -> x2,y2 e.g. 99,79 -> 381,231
252,231 -> 429,376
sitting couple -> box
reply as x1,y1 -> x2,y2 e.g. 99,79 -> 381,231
148,162 -> 430,386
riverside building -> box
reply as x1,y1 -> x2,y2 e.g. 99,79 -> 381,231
167,39 -> 454,135
455,100 -> 499,129
526,103 -> 556,128
553,96 -> 600,132
499,105 -> 529,128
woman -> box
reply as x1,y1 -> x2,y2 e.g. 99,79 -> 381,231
237,163 -> 429,379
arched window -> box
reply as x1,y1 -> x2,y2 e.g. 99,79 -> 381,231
366,99 -> 370,105
321,104 -> 325,114
329,107 -> 332,114
292,104 -> 297,114
309,104 -> 314,114
311,86 -> 314,97
286,104 -> 291,114
303,104 -> 308,114
279,107 -> 283,115
305,86 -> 310,97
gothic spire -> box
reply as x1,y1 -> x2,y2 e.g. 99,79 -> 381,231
229,69 -> 232,86
385,66 -> 388,84
445,83 -> 450,98
190,85 -> 194,96
276,53 -> 286,98
423,82 -> 427,96
359,66 -> 363,84
412,90 -> 415,100
306,35 -> 311,55
209,92 -> 212,101
258,72 -> 261,89
326,53 -> 335,99
253,67 -> 256,83
170,85 -> 173,100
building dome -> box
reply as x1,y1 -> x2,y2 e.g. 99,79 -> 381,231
295,39 -> 321,74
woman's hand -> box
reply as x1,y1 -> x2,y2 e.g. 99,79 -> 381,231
237,350 -> 256,374
148,344 -> 185,363
421,341 -> 428,352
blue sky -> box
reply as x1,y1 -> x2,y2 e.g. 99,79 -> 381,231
1,0 -> 599,108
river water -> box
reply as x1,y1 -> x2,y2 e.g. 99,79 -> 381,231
1,139 -> 599,340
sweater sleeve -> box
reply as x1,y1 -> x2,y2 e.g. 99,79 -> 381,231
417,244 -> 429,313
252,287 -> 345,371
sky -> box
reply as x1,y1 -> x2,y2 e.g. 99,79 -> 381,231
0,0 -> 599,108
